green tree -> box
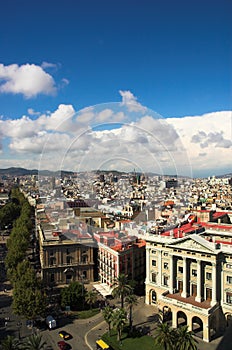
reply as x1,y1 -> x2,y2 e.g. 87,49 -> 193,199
21,334 -> 46,350
154,322 -> 173,350
10,260 -> 38,287
13,286 -> 46,320
0,335 -> 20,350
175,326 -> 198,350
112,274 -> 133,308
60,281 -> 87,310
85,290 -> 98,310
102,305 -> 114,334
125,294 -> 138,332
0,202 -> 20,229
112,308 -> 127,342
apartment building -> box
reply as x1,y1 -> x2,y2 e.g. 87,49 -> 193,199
145,223 -> 232,342
94,232 -> 146,295
38,224 -> 96,287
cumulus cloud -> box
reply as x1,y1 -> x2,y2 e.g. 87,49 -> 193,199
119,90 -> 147,113
191,130 -> 232,149
167,111 -> 232,175
0,90 -> 231,177
0,116 -> 39,138
0,63 -> 56,98
37,104 -> 75,132
27,108 -> 41,116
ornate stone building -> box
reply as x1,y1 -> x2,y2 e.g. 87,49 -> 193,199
38,224 -> 96,287
145,227 -> 232,342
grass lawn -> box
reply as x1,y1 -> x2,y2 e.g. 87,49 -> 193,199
69,308 -> 100,319
102,329 -> 162,350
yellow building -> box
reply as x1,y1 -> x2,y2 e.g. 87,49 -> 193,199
145,229 -> 232,342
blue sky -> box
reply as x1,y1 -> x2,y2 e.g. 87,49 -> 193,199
0,0 -> 231,177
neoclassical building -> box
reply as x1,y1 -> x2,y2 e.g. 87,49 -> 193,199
145,228 -> 232,342
38,224 -> 96,287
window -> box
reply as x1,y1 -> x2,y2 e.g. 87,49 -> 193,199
51,273 -> 55,282
192,269 -> 197,276
49,257 -> 56,266
49,250 -> 54,256
164,262 -> 169,269
163,276 -> 168,286
178,266 -> 183,273
226,264 -> 232,269
152,260 -> 156,267
152,290 -> 157,302
226,292 -> 232,304
206,272 -> 212,280
164,252 -> 168,256
66,248 -> 70,255
227,276 -> 232,284
151,250 -> 157,254
66,256 -> 72,264
152,273 -> 157,283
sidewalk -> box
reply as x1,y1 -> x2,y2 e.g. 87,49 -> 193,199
105,297 -> 223,350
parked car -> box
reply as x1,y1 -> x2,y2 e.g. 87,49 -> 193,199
59,330 -> 72,340
57,340 -> 70,350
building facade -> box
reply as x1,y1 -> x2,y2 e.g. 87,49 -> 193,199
38,225 -> 96,287
145,229 -> 232,342
94,232 -> 146,295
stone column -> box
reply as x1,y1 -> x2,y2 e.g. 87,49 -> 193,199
172,310 -> 177,328
181,257 -> 187,298
221,266 -> 224,304
145,247 -> 150,284
158,250 -> 162,286
203,323 -> 210,342
169,254 -> 174,294
195,259 -> 202,302
211,262 -> 217,306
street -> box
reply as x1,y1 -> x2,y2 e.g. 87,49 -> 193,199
0,293 -> 225,350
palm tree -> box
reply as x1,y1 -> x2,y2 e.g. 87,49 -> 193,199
175,325 -> 198,350
1,335 -> 20,350
125,294 -> 138,332
154,322 -> 173,350
85,290 -> 98,310
21,334 -> 46,350
112,308 -> 127,343
112,274 -> 133,308
102,305 -> 114,334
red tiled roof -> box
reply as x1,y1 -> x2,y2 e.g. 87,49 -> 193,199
212,212 -> 227,218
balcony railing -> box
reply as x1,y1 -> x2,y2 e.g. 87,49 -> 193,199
44,261 -> 94,268
160,294 -> 215,316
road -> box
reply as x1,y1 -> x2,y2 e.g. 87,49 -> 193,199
0,293 -> 225,350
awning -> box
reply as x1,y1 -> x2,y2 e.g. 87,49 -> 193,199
93,283 -> 112,297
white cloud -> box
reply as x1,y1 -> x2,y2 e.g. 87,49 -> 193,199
119,90 -> 147,113
28,108 -> 41,116
37,104 -> 75,132
41,61 -> 58,69
166,111 -> 232,175
0,63 -> 56,98
0,94 -> 231,177
0,116 -> 39,138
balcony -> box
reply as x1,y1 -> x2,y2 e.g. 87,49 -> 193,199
45,260 -> 94,268
160,292 -> 216,316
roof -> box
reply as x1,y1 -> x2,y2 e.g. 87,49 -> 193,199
96,339 -> 110,349
167,233 -> 220,253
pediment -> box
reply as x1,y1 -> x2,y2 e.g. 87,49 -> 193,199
168,234 -> 216,253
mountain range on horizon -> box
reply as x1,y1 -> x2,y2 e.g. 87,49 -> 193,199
0,167 -> 231,179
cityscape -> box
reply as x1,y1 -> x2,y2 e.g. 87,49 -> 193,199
0,0 -> 231,349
